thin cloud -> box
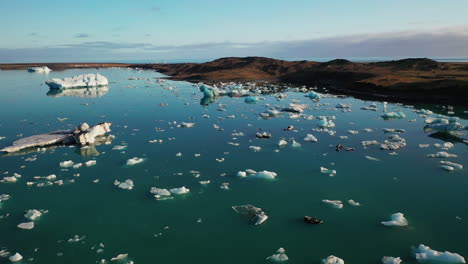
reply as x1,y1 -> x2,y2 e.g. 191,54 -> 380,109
75,33 -> 90,38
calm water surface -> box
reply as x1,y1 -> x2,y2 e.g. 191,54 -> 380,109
0,68 -> 467,264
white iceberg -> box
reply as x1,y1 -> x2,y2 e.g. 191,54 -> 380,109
237,170 -> 277,180
25,209 -> 42,221
291,140 -> 302,148
440,161 -> 463,170
9,252 -> 23,262
381,212 -> 408,227
427,152 -> 457,158
382,256 -> 402,264
322,255 -> 345,264
322,200 -> 343,209
320,167 -> 336,176
304,134 -> 318,142
232,204 -> 268,225
28,66 -> 51,73
114,179 -> 134,190
266,248 -> 289,262
17,222 -> 35,229
278,139 -> 288,147
348,199 -> 361,206
382,111 -> 406,119
111,253 -> 128,261
126,157 -> 144,166
414,244 -> 465,263
169,186 -> 190,194
46,73 -> 109,89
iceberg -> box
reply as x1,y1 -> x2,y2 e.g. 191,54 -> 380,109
322,255 -> 345,264
414,244 -> 465,263
244,96 -> 259,104
320,167 -> 336,176
348,199 -> 361,206
237,169 -> 277,180
25,209 -> 42,221
169,186 -> 190,194
304,134 -> 318,142
0,122 -> 112,153
427,152 -> 457,158
317,118 -> 335,128
46,73 -> 108,89
278,139 -> 288,147
266,248 -> 289,262
126,157 -> 144,166
381,135 -> 406,150
28,66 -> 51,73
381,111 -> 406,119
232,204 -> 269,225
282,103 -> 307,113
424,117 -> 466,134
17,222 -> 35,229
322,199 -> 343,209
114,179 -> 134,190
307,91 -> 320,99
199,84 -> 219,98
382,256 -> 402,264
440,161 -> 463,170
9,252 -> 23,262
381,213 -> 408,227
111,253 -> 129,261
291,140 -> 302,148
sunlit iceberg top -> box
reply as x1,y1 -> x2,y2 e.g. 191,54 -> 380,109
45,73 -> 109,89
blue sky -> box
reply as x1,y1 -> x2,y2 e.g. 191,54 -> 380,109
1,0 -> 468,62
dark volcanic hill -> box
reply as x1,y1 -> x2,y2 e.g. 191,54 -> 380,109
133,57 -> 468,104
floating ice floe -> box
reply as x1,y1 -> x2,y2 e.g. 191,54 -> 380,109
322,200 -> 343,209
427,152 -> 457,158
179,122 -> 195,128
256,132 -> 272,139
434,142 -> 454,150
25,209 -> 42,221
9,252 -> 23,262
244,96 -> 258,104
424,117 -> 467,134
382,256 -> 402,264
414,244 -> 465,263
126,157 -> 144,166
249,146 -> 261,152
46,73 -> 108,89
381,212 -> 408,227
306,91 -> 320,99
348,199 -> 361,206
114,179 -> 134,190
336,103 -> 351,109
365,156 -> 380,161
322,255 -> 345,264
237,170 -> 277,180
85,160 -> 96,167
381,135 -> 406,150
0,122 -> 112,153
28,66 -> 51,73
111,253 -> 129,261
266,248 -> 289,262
220,182 -> 230,190
169,186 -> 190,194
415,109 -> 434,115
17,222 -> 34,229
282,103 -> 307,113
232,204 -> 269,225
150,187 -> 172,200
199,84 -> 219,98
320,167 -> 336,177
440,161 -> 463,171
278,139 -> 288,147
382,111 -> 406,119
362,140 -> 379,146
304,134 -> 318,142
291,140 -> 302,148
317,117 -> 335,128
60,160 -> 74,168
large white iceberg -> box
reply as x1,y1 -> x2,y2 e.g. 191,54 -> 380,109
236,169 -> 277,180
414,244 -> 465,263
28,66 -> 51,73
46,73 -> 109,89
322,255 -> 345,264
381,213 -> 408,227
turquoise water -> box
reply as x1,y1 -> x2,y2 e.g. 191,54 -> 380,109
0,68 -> 467,264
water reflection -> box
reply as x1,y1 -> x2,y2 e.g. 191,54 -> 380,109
47,86 -> 109,98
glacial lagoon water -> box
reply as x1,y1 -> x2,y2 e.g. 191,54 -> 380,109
0,68 -> 467,264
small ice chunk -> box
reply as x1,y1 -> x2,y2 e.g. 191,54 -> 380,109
291,140 -> 302,148
320,167 -> 336,176
169,186 -> 190,194
25,209 -> 42,221
28,66 -> 51,73
304,134 -> 318,142
126,157 -> 144,165
18,222 -> 35,229
237,171 -> 247,177
427,152 -> 457,158
278,139 -> 288,147
249,146 -> 261,152
322,255 -> 345,264
59,160 -> 74,168
9,252 -> 23,262
414,244 -> 465,263
114,179 -> 134,190
365,156 -> 380,161
266,248 -> 289,262
381,212 -> 408,227
150,187 -> 171,197
362,140 -> 379,146
381,111 -> 406,119
111,253 -> 128,261
180,122 -> 195,128
322,200 -> 343,209
382,256 -> 402,264
348,200 -> 361,206
85,160 -> 97,167
440,161 -> 463,170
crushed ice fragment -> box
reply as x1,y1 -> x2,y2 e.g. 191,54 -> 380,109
382,256 -> 402,264
322,255 -> 345,264
322,200 -> 343,209
266,248 -> 289,262
381,212 -> 408,227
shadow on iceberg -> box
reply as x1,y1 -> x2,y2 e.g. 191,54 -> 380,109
47,86 -> 109,98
